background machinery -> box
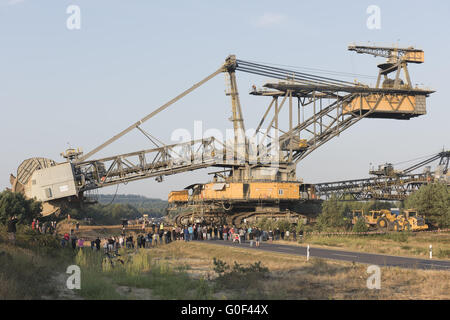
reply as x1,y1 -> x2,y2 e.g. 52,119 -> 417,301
9,44 -> 434,225
351,208 -> 428,232
315,150 -> 449,201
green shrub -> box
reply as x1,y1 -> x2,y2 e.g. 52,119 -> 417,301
0,191 -> 42,225
213,257 -> 230,275
352,218 -> 369,233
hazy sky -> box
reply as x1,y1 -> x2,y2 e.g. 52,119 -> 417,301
1,0 -> 449,200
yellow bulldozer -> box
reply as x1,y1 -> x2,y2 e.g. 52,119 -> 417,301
394,209 -> 428,231
351,208 -> 428,232
351,209 -> 392,230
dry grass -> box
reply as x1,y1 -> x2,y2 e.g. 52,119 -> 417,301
146,241 -> 450,300
275,232 -> 450,260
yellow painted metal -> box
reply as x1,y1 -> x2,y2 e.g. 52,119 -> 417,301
404,51 -> 424,63
351,209 -> 364,225
249,182 -> 299,200
201,183 -> 244,200
170,181 -> 304,202
343,94 -> 422,115
168,190 -> 189,203
397,209 -> 429,231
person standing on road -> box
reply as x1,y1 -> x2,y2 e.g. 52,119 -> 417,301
172,228 -> 176,243
71,234 -> 78,250
7,215 -> 18,245
202,226 -> 207,240
222,226 -> 227,241
188,225 -> 194,241
78,238 -> 85,249
146,233 -> 152,247
153,232 -> 158,246
254,227 -> 261,247
207,226 -> 212,240
239,228 -> 245,244
184,226 -> 189,242
218,225 -> 223,240
95,237 -> 101,251
137,234 -> 142,248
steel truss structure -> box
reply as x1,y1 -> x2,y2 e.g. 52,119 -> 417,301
315,151 -> 450,201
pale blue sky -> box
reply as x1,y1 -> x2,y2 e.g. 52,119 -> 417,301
1,0 -> 449,199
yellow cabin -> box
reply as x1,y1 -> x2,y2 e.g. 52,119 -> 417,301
343,94 -> 426,119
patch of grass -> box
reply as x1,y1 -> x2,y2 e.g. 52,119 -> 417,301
383,232 -> 411,243
211,258 -> 271,298
113,267 -> 214,299
166,241 -> 450,300
74,247 -> 215,300
0,226 -> 76,299
436,248 -> 450,259
77,269 -> 124,300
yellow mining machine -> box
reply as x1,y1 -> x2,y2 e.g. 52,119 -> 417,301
351,208 -> 428,231
10,44 -> 434,226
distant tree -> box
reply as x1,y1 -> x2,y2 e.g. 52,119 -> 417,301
404,182 -> 450,228
0,191 -> 42,225
295,219 -> 304,234
316,196 -> 350,231
276,220 -> 291,232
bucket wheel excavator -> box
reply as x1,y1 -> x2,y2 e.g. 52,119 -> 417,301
10,44 -> 434,226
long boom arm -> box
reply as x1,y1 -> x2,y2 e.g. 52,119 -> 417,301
77,57 -> 237,163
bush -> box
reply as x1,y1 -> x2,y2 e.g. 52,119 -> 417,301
276,220 -> 291,233
0,191 -> 42,225
213,258 -> 269,276
213,257 -> 230,275
316,196 -> 350,231
212,258 -> 270,292
352,218 -> 369,233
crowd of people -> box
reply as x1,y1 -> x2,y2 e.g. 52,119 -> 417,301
172,224 -> 302,246
4,215 -> 302,252
31,218 -> 57,235
56,222 -> 303,252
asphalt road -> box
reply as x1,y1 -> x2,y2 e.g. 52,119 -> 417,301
201,239 -> 450,270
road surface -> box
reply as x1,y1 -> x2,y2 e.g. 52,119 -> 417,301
202,239 -> 450,270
